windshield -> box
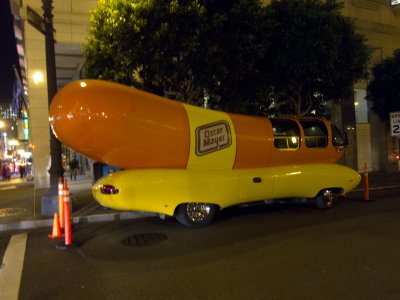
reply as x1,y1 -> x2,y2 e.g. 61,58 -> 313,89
331,124 -> 348,147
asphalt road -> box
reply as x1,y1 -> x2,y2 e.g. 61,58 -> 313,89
0,188 -> 399,299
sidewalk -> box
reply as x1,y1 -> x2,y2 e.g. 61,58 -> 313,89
0,176 -> 32,186
0,174 -> 156,232
0,171 -> 399,232
353,171 -> 400,191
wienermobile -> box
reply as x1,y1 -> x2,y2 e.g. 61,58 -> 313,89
49,80 -> 361,227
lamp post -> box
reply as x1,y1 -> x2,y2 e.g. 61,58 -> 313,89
41,0 -> 64,216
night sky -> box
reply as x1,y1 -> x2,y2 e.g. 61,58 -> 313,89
0,0 -> 19,105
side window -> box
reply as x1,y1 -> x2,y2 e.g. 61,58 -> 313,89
271,120 -> 300,150
299,120 -> 328,148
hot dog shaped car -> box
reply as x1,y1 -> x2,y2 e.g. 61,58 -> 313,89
49,80 -> 360,227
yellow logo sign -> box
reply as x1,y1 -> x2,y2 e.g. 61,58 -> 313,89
195,121 -> 232,156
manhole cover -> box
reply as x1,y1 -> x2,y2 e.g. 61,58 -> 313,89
121,233 -> 168,247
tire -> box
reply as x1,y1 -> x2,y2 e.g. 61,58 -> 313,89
316,189 -> 335,209
175,203 -> 217,227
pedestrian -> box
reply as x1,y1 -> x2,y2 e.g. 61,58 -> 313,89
19,165 -> 26,178
1,165 -> 6,180
3,165 -> 10,180
71,168 -> 77,180
68,159 -> 79,181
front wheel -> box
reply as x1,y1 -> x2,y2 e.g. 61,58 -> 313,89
316,189 -> 335,209
175,203 -> 217,227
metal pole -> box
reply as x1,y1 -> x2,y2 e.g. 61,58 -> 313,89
363,162 -> 370,202
41,0 -> 64,216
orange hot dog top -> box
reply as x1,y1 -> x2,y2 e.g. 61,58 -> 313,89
49,80 -> 343,170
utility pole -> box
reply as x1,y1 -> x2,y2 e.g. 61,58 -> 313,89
41,0 -> 64,216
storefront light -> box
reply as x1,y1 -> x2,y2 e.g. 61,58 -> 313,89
9,139 -> 20,146
23,151 -> 32,159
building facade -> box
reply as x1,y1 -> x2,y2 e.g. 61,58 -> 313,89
343,0 -> 400,172
10,0 -> 400,189
261,0 -> 400,172
12,0 -> 96,188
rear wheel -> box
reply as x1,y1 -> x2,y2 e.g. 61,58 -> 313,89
316,189 -> 335,209
175,203 -> 217,227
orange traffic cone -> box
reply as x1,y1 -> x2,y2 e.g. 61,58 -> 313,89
58,177 -> 64,228
48,213 -> 63,238
63,180 -> 72,246
56,180 -> 75,250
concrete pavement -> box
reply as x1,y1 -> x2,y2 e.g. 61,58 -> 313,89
16,187 -> 400,299
0,174 -> 156,232
0,170 -> 399,232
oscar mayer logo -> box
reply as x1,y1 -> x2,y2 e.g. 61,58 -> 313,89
195,121 -> 232,156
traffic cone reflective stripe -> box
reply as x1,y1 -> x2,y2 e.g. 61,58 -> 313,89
58,177 -> 64,228
48,213 -> 63,239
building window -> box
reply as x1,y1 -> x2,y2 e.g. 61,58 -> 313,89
354,89 -> 369,124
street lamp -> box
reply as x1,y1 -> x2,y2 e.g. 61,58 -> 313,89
41,0 -> 64,216
32,71 -> 44,84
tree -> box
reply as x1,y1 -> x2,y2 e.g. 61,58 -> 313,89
262,0 -> 369,116
366,49 -> 400,122
84,0 -> 269,113
84,0 -> 370,117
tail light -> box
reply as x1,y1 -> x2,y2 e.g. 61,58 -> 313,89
100,185 -> 119,195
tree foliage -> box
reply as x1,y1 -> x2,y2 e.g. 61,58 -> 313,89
84,0 -> 369,116
84,0 -> 268,113
366,49 -> 400,122
262,0 -> 369,116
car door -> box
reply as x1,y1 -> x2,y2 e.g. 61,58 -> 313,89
238,169 -> 274,201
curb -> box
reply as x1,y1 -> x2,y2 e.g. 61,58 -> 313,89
2,183 -> 400,232
0,211 -> 157,232
352,184 -> 400,192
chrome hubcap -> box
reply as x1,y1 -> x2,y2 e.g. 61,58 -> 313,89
322,190 -> 334,208
186,203 -> 211,222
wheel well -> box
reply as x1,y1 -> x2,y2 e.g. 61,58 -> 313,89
316,187 -> 345,198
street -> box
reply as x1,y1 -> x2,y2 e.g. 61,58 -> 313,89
1,187 -> 400,299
